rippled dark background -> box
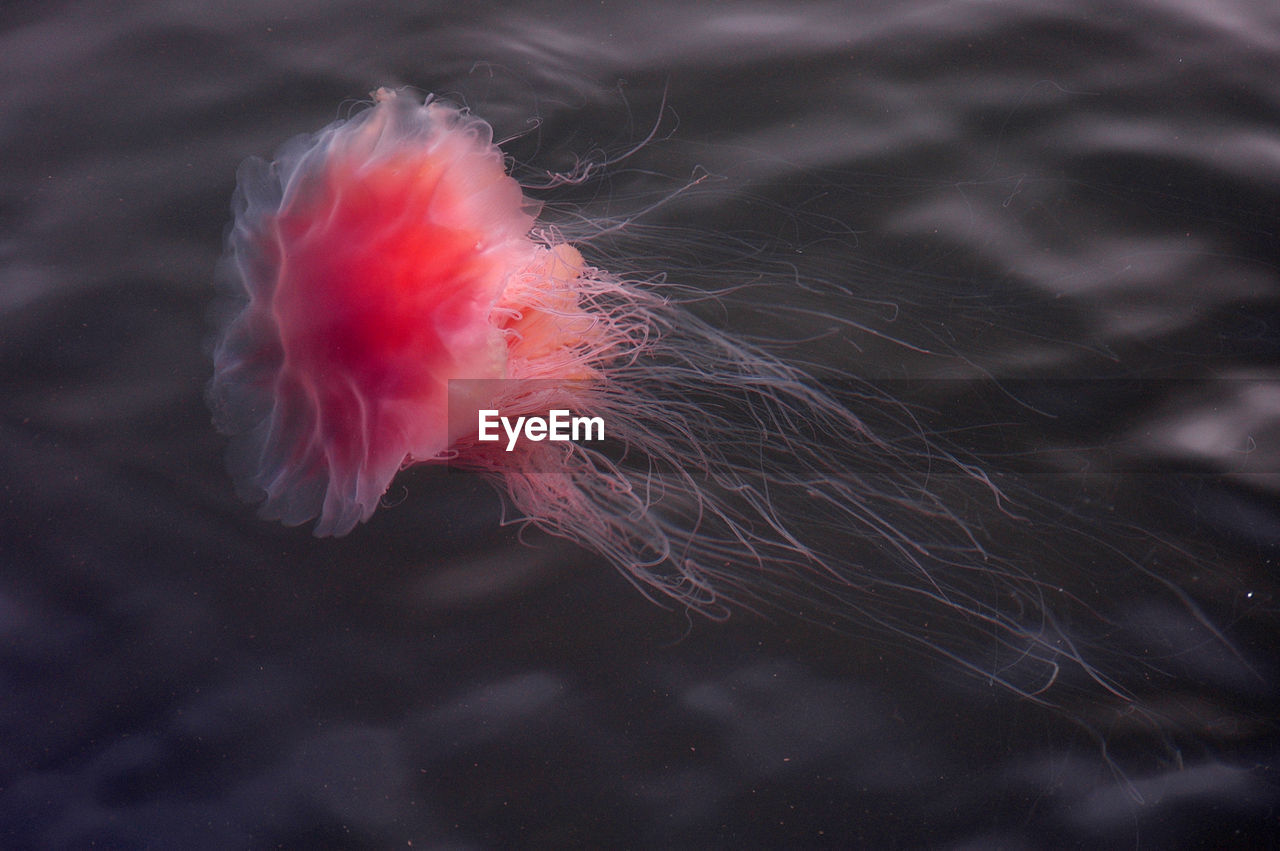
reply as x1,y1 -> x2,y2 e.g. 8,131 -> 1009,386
3,0 -> 1279,847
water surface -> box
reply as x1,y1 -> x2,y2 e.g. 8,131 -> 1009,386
2,0 -> 1278,846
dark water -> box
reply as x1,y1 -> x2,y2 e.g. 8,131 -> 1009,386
3,0 -> 1279,847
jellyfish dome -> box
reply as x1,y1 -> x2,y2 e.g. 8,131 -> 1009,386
209,89 -> 607,536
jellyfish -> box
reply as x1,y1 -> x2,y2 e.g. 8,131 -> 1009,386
208,88 -> 1247,717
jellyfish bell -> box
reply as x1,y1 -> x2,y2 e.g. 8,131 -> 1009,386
209,88 -> 615,536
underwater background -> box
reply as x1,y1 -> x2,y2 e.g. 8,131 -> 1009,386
3,0 -> 1279,846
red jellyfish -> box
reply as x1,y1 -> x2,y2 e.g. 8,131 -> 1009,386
209,89 -> 1230,710
209,87 -> 936,603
